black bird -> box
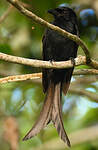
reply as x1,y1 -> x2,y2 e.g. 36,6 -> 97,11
23,7 -> 79,147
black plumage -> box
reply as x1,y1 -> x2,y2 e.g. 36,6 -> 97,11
23,7 -> 79,147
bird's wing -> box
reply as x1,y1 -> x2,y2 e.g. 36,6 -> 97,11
42,29 -> 52,93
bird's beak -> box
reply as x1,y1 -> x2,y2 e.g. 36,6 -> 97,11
48,9 -> 57,16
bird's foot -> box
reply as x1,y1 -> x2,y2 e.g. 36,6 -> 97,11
70,57 -> 75,66
49,59 -> 54,65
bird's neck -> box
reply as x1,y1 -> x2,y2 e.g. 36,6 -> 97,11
53,18 -> 73,32
54,18 -> 67,27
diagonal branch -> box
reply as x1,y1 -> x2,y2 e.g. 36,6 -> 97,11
7,0 -> 91,63
0,52 -> 98,69
74,76 -> 98,84
69,87 -> 98,102
0,5 -> 13,24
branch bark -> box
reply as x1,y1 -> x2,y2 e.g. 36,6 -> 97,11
0,70 -> 98,102
73,69 -> 98,75
6,0 -> 91,63
0,69 -> 98,84
0,73 -> 42,84
0,52 -> 98,69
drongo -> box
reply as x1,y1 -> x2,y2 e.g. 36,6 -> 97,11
23,7 -> 79,147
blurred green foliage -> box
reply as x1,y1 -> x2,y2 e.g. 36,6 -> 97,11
0,0 -> 98,150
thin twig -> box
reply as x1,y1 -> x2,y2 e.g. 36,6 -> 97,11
69,87 -> 98,102
7,0 -> 91,63
0,72 -> 98,102
0,5 -> 13,24
0,69 -> 98,84
73,69 -> 98,75
74,76 -> 98,84
0,53 -> 98,69
0,73 -> 42,84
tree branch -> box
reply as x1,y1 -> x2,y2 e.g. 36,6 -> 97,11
0,52 -> 98,69
0,70 -> 98,102
73,69 -> 98,75
6,0 -> 91,63
0,73 -> 42,84
69,87 -> 98,102
74,76 -> 98,84
0,5 -> 13,24
0,69 -> 98,84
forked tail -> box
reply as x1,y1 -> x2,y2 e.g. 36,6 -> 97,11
23,82 -> 70,147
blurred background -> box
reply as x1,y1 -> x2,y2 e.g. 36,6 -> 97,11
0,0 -> 98,150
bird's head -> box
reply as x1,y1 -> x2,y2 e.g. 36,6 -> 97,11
48,7 -> 77,23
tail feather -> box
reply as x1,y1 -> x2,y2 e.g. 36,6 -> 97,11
23,83 -> 54,141
52,83 -> 71,147
62,82 -> 70,95
23,82 -> 70,147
